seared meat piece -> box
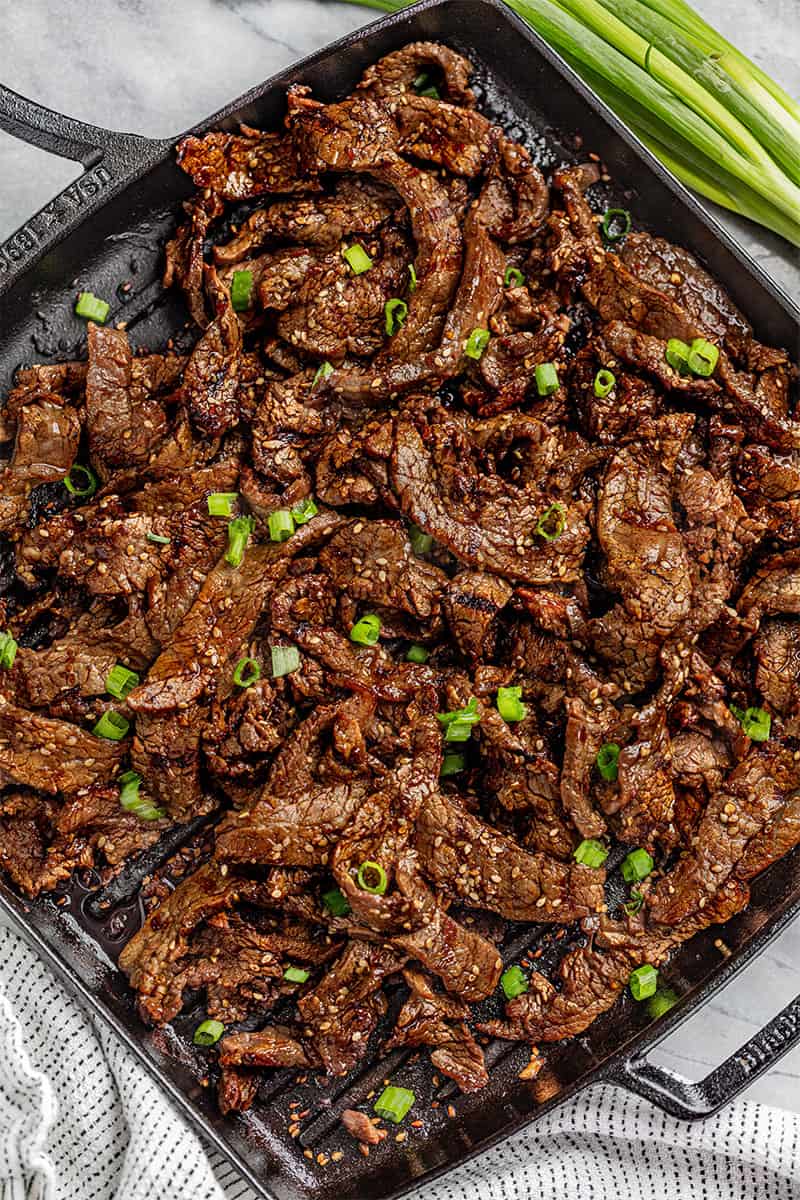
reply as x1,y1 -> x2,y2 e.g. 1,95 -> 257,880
118,862 -> 268,1023
754,619 -> 800,725
415,788 -> 604,922
621,231 -> 752,353
182,267 -> 242,436
615,715 -> 677,850
649,745 -> 800,927
341,1109 -> 387,1146
357,41 -> 475,105
391,407 -> 590,585
218,1068 -> 260,1115
0,696 -> 122,794
737,550 -> 800,622
164,192 -> 224,327
298,940 -> 403,1074
0,360 -> 86,442
214,178 -> 398,262
85,324 -> 169,470
219,1025 -> 320,1070
215,693 -> 376,867
385,968 -> 488,1093
590,414 -> 693,687
320,520 -> 447,625
176,124 -> 319,199
559,696 -> 609,839
444,569 -> 513,663
0,399 -> 80,531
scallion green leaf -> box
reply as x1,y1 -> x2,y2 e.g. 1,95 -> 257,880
629,963 -> 658,1001
596,742 -> 621,781
225,516 -> 255,567
105,664 -> 139,701
342,243 -> 373,274
357,860 -> 388,894
64,464 -> 98,499
621,848 -> 654,883
535,502 -> 566,541
374,1085 -> 415,1123
233,657 -> 260,688
92,710 -> 130,741
193,1019 -> 224,1046
497,685 -> 527,723
230,269 -> 253,312
406,644 -> 430,663
283,966 -> 310,984
350,614 -> 381,645
504,265 -> 525,287
291,496 -> 318,525
271,644 -> 301,678
385,297 -> 409,335
535,362 -> 559,396
464,327 -> 490,360
0,631 -> 18,670
75,292 -> 109,323
268,509 -> 294,543
594,368 -> 616,396
322,886 -> 350,916
207,492 -> 238,517
601,207 -> 632,240
501,965 -> 529,999
573,838 -> 608,867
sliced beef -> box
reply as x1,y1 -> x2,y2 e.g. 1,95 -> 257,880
444,570 -> 513,663
391,408 -> 590,585
214,178 -> 398,262
85,324 -> 169,470
385,968 -> 488,1092
415,788 -> 605,922
0,697 -> 122,794
176,124 -> 319,200
181,267 -> 242,436
754,619 -> 800,726
357,42 -> 475,105
0,399 -> 80,532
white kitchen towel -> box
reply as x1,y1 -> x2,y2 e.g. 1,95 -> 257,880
1,924 -> 798,1200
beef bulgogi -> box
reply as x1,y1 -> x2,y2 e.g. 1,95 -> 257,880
1,41 -> 799,1129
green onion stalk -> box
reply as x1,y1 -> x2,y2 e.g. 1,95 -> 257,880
340,0 -> 800,246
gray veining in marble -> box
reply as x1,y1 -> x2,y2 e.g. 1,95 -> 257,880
1,0 -> 799,1113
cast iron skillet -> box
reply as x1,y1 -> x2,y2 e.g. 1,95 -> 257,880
1,3 -> 800,1198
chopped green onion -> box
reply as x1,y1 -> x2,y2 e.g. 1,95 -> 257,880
342,243 -> 373,274
413,72 -> 440,99
64,464 -> 98,499
146,531 -> 171,545
0,632 -> 18,670
535,502 -> 566,541
440,752 -> 466,777
268,509 -> 294,543
733,705 -> 772,742
504,265 -> 525,287
629,964 -> 658,1001
406,644 -> 430,664
534,362 -> 560,396
687,336 -> 720,377
92,710 -> 130,741
408,263 -> 418,291
207,492 -> 238,517
593,368 -> 616,397
374,1085 -> 415,1124
118,770 -> 164,820
497,686 -> 527,723
596,742 -> 621,782
313,360 -> 334,387
283,966 -> 310,984
409,524 -> 433,554
193,1019 -> 224,1046
291,497 -> 318,526
501,965 -> 529,999
624,889 -> 645,916
464,327 -> 490,360
385,298 -> 408,336
233,657 -> 260,688
225,515 -> 254,567
621,848 -> 654,883
322,886 -> 350,916
271,644 -> 300,678
230,269 -> 253,311
350,614 -> 381,646
647,986 -> 680,1019
105,664 -> 140,700
119,770 -> 141,808
75,292 -> 109,323
357,860 -> 388,895
437,697 -> 481,743
601,208 -> 632,241
573,838 -> 608,868
665,337 -> 692,375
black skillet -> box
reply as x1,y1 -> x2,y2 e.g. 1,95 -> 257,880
1,2 -> 800,1198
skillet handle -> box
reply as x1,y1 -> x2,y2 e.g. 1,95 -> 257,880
0,83 -> 169,287
612,991 -> 800,1119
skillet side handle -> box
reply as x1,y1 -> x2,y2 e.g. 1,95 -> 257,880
612,991 -> 800,1119
0,82 -> 170,291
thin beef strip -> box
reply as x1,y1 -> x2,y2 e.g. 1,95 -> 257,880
384,968 -> 488,1093
0,399 -> 80,532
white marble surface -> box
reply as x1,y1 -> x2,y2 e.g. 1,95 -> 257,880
1,0 -> 800,1111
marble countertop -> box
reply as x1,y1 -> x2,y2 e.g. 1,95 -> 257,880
1,0 -> 799,1113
